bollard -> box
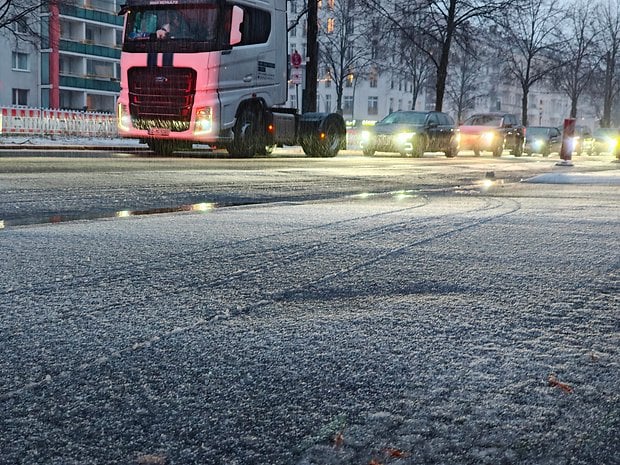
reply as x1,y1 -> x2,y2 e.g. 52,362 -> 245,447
557,118 -> 576,166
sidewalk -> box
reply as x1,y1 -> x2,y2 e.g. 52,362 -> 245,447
0,135 -> 147,151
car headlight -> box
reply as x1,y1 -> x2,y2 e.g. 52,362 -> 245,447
606,138 -> 617,151
533,138 -> 545,150
481,131 -> 495,144
360,130 -> 372,142
396,132 -> 415,144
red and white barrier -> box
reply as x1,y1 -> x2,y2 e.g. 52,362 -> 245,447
0,107 -> 118,138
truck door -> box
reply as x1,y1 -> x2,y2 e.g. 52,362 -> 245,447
218,4 -> 274,128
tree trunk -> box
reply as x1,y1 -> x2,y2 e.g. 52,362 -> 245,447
303,0 -> 318,113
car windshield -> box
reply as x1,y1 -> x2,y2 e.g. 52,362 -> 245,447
463,115 -> 502,126
594,128 -> 619,138
526,127 -> 551,137
380,112 -> 427,125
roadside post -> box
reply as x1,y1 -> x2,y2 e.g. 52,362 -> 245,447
557,118 -> 576,166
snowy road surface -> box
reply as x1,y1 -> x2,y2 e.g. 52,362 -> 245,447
1,180 -> 619,464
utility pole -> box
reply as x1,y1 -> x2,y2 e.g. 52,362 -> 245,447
303,0 -> 318,112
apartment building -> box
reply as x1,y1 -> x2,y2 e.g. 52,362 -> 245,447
0,0 -> 122,112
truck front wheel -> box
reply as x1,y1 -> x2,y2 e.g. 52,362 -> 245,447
227,105 -> 263,158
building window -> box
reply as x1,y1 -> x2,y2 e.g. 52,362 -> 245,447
343,96 -> 354,114
369,73 -> 377,88
12,52 -> 29,71
12,89 -> 29,106
325,94 -> 332,113
290,0 -> 297,13
327,17 -> 335,33
14,19 -> 28,34
289,21 -> 297,36
325,74 -> 332,87
368,96 -> 378,115
345,73 -> 353,87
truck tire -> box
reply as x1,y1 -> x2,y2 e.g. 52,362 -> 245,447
301,119 -> 342,157
227,105 -> 263,158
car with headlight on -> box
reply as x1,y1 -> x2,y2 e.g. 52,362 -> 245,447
359,110 -> 459,158
523,126 -> 562,157
459,112 -> 524,157
589,127 -> 620,156
565,125 -> 593,155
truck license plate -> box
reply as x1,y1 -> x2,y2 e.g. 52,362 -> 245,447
148,128 -> 170,136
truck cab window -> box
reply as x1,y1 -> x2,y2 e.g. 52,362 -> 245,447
227,4 -> 271,46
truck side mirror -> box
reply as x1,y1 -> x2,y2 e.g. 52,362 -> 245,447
230,6 -> 243,46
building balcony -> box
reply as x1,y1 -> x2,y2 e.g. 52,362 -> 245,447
59,3 -> 123,26
60,75 -> 120,93
59,39 -> 121,59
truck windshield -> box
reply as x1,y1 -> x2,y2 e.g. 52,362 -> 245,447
123,5 -> 221,52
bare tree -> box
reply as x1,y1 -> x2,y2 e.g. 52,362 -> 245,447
359,0 -> 512,112
497,0 -> 566,126
551,1 -> 600,119
596,0 -> 620,127
318,0 -> 374,114
445,50 -> 479,122
0,0 -> 44,38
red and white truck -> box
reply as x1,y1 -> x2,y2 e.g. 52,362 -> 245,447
117,0 -> 345,157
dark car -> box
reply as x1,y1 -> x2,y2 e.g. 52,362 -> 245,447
523,126 -> 562,157
360,110 -> 459,158
459,112 -> 525,157
563,125 -> 593,155
589,128 -> 620,156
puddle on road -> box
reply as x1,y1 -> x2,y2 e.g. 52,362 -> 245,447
1,201 -> 218,230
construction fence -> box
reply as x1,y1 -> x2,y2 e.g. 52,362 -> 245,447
0,107 -> 118,138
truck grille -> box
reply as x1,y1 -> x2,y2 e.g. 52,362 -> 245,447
128,67 -> 197,132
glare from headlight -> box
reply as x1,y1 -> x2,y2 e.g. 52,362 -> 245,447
361,130 -> 371,141
396,132 -> 415,144
481,131 -> 495,144
533,138 -> 545,150
606,138 -> 617,151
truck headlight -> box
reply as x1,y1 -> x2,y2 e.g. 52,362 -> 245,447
194,107 -> 213,135
117,103 -> 131,132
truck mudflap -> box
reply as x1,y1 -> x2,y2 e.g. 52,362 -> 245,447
298,112 -> 346,158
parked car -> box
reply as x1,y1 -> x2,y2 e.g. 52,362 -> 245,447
360,110 -> 459,158
588,127 -> 620,156
523,126 -> 562,157
459,112 -> 525,157
564,125 -> 593,155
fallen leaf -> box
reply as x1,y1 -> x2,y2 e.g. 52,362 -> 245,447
382,447 -> 410,458
136,454 -> 167,465
332,431 -> 344,448
548,374 -> 573,394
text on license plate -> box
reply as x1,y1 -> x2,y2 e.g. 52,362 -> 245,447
148,128 -> 170,136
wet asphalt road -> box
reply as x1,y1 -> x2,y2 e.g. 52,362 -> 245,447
1,149 -> 619,465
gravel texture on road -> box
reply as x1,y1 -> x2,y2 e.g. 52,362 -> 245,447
1,183 -> 619,465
